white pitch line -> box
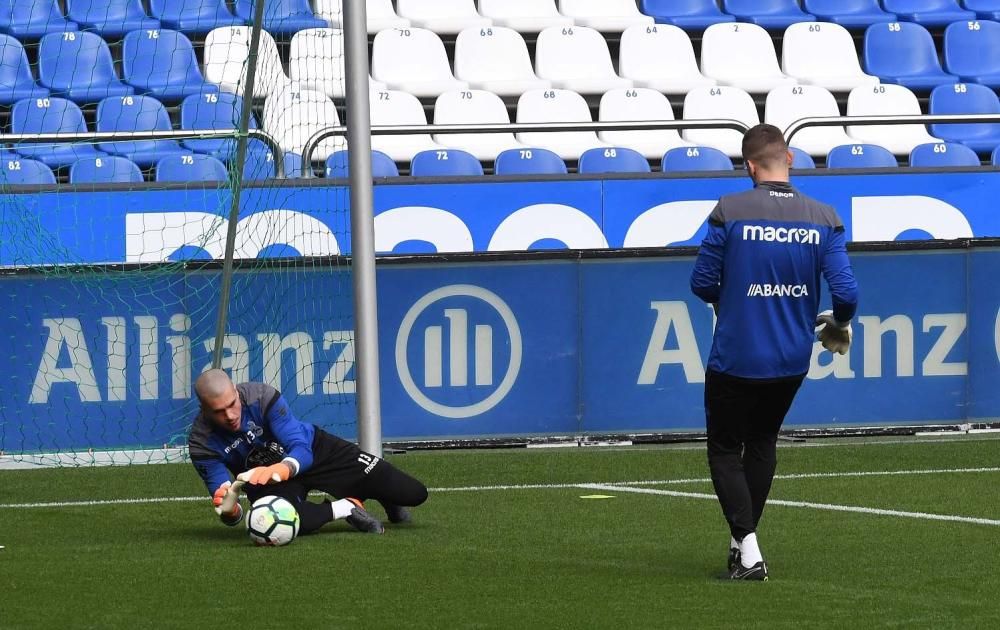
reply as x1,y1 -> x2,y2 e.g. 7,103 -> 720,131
580,483 -> 1000,528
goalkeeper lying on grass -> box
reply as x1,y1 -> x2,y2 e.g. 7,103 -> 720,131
188,369 -> 427,534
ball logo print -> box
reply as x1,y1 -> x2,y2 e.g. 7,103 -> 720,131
395,285 -> 522,419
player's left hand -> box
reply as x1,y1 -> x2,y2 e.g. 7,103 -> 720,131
246,463 -> 292,485
816,310 -> 852,355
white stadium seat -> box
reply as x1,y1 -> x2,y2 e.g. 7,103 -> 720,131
315,0 -> 410,33
453,26 -> 551,97
478,0 -> 573,33
682,85 -> 760,157
700,22 -> 796,93
369,88 -> 444,161
557,0 -> 654,32
395,0 -> 491,36
598,88 -> 692,159
288,28 -> 385,99
618,23 -> 715,95
765,85 -> 855,156
516,88 -> 610,160
846,84 -> 941,154
433,89 -> 526,160
204,26 -> 289,98
782,22 -> 879,92
263,88 -> 344,159
534,26 -> 632,95
372,27 -> 469,98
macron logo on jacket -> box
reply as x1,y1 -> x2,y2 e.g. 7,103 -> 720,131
742,224 -> 821,245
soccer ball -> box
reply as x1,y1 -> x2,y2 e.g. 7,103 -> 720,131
247,495 -> 300,546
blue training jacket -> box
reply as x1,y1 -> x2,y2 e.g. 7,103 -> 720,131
690,181 -> 858,379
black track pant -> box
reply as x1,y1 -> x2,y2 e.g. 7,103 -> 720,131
245,429 -> 428,534
705,369 -> 804,541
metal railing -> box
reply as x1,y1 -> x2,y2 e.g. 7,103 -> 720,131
784,113 -> 1000,144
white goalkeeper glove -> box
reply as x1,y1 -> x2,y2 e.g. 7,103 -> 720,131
816,310 -> 852,355
212,470 -> 253,523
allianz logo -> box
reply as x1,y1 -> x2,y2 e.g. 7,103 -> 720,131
747,284 -> 810,298
742,225 -> 821,245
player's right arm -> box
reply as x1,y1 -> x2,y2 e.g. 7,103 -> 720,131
821,224 -> 858,323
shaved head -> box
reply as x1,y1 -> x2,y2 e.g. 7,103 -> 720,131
196,369 -> 242,431
195,369 -> 233,402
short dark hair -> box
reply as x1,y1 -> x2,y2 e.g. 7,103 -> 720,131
741,123 -> 788,169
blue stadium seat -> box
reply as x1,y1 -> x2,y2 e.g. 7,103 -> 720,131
578,147 -> 651,174
411,149 -> 483,177
96,95 -> 188,167
721,0 -> 814,29
909,141 -> 981,166
790,147 -> 817,169
638,0 -> 735,29
881,0 -> 974,26
0,158 -> 56,185
66,0 -> 159,37
38,32 -> 134,103
826,143 -> 898,168
0,35 -> 50,105
661,146 -> 734,171
242,142 -> 304,179
494,148 -> 567,175
992,144 -> 1000,164
156,154 -> 229,182
233,0 -> 326,36
863,22 -> 959,90
149,0 -> 243,33
325,150 -> 400,178
943,20 -> 1000,88
69,156 -> 144,184
929,83 -> 1000,152
11,97 -> 106,168
963,0 -> 1000,20
180,92 -> 255,160
0,0 -> 77,39
123,29 -> 218,103
802,0 -> 897,28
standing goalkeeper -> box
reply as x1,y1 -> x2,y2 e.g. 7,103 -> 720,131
690,124 -> 858,581
188,369 -> 428,535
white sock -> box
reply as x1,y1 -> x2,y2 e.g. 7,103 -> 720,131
739,533 -> 763,567
330,498 -> 357,520
730,536 -> 739,551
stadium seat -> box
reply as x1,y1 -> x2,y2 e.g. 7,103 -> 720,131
242,140 -> 303,179
96,95 -> 188,167
263,88 -> 344,160
721,0 -> 814,29
618,24 -> 715,94
180,92 -> 257,160
598,88 -> 691,159
0,158 -> 56,185
453,26 -> 550,97
371,28 -> 469,98
847,84 -> 941,153
790,147 -> 817,168
963,0 -> 1000,20
909,141 -> 981,166
325,150 -> 399,178
578,147 -> 651,174
515,88 -> 610,160
556,0 -> 654,32
149,0 -> 242,33
863,22 -> 959,90
410,149 -> 484,177
432,90 -> 526,161
38,32 -> 134,103
204,26 -> 290,99
11,97 -> 106,168
69,156 -> 144,184
478,0 -> 573,33
288,28 -> 385,99
943,20 -> 1000,88
0,0 -> 77,39
66,0 -> 159,37
681,86 -> 761,157
315,0 -> 411,33
155,154 -> 229,182
881,0 -> 974,27
0,35 -> 50,105
765,85 -> 856,156
928,82 -> 1000,152
992,144 -> 1000,165
395,0 -> 490,35
232,0 -> 326,36
700,22 -> 796,93
493,147 -> 567,175
534,26 -> 633,94
782,22 -> 880,91
123,29 -> 218,103
802,0 -> 898,27
639,0 -> 735,30
661,146 -> 734,172
826,143 -> 898,168
369,89 -> 443,161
